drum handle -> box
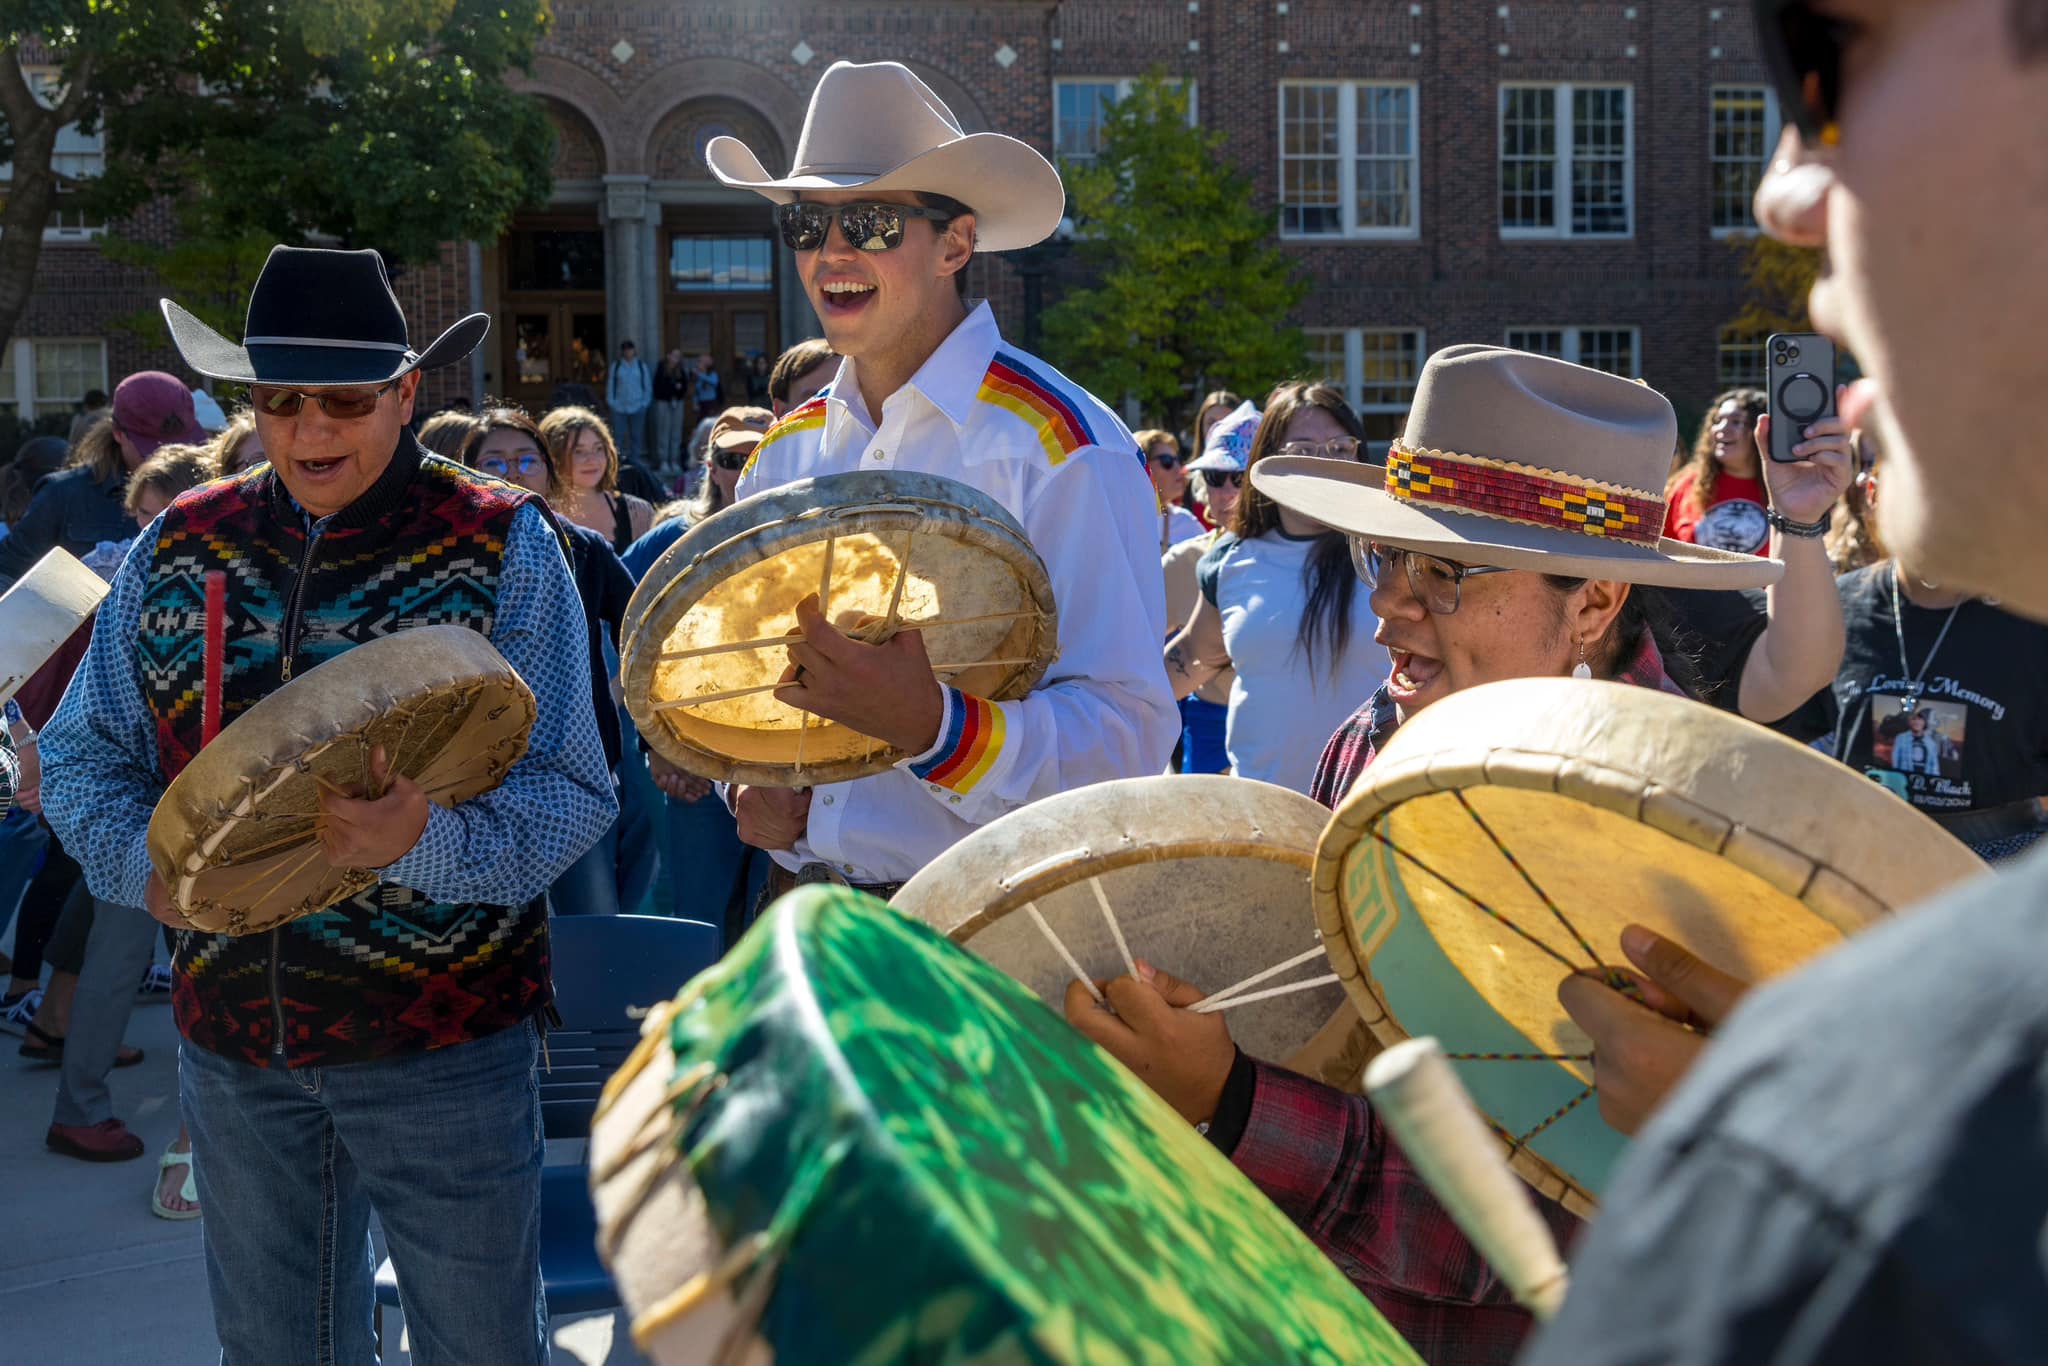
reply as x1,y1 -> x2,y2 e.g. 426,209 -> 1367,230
1364,1037 -> 1571,1321
999,847 -> 1091,892
827,502 -> 927,520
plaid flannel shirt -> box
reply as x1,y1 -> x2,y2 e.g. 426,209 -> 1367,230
1220,636 -> 1686,1364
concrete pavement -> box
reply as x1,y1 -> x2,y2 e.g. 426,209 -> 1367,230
1,997 -> 646,1365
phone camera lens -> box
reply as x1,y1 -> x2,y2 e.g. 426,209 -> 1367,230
1787,345 -> 1801,361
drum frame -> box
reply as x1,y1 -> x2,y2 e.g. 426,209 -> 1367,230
621,471 -> 1058,787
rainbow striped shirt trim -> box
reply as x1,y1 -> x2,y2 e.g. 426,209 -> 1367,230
977,350 -> 1100,466
741,396 -> 829,477
909,687 -> 1007,793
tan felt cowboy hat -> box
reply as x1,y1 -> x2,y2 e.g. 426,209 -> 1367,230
1252,345 -> 1784,590
707,61 -> 1065,253
1,549 -> 109,706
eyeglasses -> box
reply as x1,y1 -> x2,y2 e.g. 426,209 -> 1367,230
1201,471 -> 1245,488
1353,539 -> 1511,616
713,448 -> 754,471
478,452 -> 544,478
251,381 -> 398,421
774,200 -> 954,253
1275,437 -> 1363,462
1754,0 -> 1851,144
1147,452 -> 1182,470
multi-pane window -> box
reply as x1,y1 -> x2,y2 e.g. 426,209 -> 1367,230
1053,78 -> 1197,166
1710,86 -> 1779,233
1280,82 -> 1418,238
1308,328 -> 1425,441
0,68 -> 107,237
1717,328 -> 1769,387
0,337 -> 107,417
1500,84 -> 1633,238
1506,327 -> 1641,378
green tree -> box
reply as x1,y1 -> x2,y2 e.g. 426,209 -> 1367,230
0,0 -> 555,358
1043,75 -> 1308,432
1727,233 -> 1823,340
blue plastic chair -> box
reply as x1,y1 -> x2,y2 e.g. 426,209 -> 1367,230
373,913 -> 721,1348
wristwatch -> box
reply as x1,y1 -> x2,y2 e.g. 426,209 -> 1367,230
1765,507 -> 1832,539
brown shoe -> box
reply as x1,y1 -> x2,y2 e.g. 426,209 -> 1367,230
46,1118 -> 146,1162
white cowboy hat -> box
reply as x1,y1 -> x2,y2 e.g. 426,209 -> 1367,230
1251,345 -> 1784,590
706,61 -> 1065,253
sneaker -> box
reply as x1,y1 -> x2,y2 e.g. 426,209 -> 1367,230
137,963 -> 173,1001
0,987 -> 43,1036
47,1118 -> 146,1163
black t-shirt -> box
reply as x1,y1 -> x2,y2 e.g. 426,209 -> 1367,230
1776,564 -> 2048,823
1655,586 -> 1771,712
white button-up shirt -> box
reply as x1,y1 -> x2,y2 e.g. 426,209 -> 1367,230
735,303 -> 1178,882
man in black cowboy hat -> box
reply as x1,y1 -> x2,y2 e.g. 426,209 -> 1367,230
39,245 -> 615,1364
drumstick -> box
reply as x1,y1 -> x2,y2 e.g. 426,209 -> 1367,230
1363,1037 -> 1571,1321
202,569 -> 225,748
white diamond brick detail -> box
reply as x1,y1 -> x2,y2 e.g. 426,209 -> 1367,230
994,43 -> 1018,68
791,40 -> 815,66
610,39 -> 634,64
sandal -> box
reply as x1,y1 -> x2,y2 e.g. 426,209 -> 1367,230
18,1023 -> 144,1068
151,1143 -> 201,1221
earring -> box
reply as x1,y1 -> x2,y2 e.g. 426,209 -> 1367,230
1571,640 -> 1593,681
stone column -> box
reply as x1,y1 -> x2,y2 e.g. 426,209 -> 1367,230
603,174 -> 654,357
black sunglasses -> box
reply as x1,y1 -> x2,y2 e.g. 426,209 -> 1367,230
774,201 -> 954,253
1201,470 -> 1245,488
1147,452 -> 1182,470
1753,0 -> 1850,144
713,449 -> 752,470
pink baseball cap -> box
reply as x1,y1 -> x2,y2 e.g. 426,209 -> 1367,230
111,371 -> 204,459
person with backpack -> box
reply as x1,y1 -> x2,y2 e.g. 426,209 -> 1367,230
605,338 -> 652,462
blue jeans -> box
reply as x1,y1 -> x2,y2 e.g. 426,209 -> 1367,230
181,1021 -> 547,1366
657,785 -> 766,950
612,406 -> 647,460
0,804 -> 49,943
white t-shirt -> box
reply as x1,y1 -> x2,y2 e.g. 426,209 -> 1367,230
1198,531 -> 1390,794
1161,503 -> 1205,552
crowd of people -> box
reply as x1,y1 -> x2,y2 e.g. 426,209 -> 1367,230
3,9 -> 2046,1360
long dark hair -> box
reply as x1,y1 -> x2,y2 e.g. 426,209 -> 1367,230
1231,381 -> 1365,677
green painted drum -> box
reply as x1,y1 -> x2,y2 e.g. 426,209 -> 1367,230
591,885 -> 1423,1365
1315,678 -> 1985,1217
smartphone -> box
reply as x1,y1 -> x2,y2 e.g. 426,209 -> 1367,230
1766,332 -> 1837,463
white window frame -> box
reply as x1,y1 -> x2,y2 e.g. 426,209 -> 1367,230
0,336 -> 108,418
1051,76 -> 1198,167
1716,327 -> 1769,388
1304,326 -> 1427,413
1498,83 -> 1634,241
1709,84 -> 1781,237
1278,80 -> 1420,242
1504,326 -> 1642,378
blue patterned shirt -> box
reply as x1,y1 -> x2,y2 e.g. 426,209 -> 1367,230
41,500 -> 615,909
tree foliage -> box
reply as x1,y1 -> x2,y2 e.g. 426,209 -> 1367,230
1727,232 -> 1822,338
1042,75 -> 1307,432
0,0 -> 555,357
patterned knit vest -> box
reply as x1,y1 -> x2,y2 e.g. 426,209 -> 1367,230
142,444 -> 554,1068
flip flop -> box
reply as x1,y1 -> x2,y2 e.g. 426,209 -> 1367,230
151,1144 -> 201,1221
18,1024 -> 144,1068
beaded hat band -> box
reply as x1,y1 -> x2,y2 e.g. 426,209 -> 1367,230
1385,445 -> 1665,548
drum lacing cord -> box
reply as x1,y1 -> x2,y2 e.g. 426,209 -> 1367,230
1493,1086 -> 1598,1154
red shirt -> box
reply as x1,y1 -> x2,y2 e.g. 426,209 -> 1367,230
1663,469 -> 1770,555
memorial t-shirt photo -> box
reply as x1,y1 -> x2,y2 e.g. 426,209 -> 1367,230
1779,564 -> 2048,827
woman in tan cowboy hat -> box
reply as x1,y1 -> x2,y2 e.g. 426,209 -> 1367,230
702,60 -> 1177,897
1066,345 -> 1853,1364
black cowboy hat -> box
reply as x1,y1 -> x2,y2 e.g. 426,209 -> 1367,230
160,246 -> 488,387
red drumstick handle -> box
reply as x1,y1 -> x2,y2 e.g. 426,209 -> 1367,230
201,569 -> 225,747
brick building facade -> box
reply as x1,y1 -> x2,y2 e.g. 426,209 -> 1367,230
7,1 -> 1778,443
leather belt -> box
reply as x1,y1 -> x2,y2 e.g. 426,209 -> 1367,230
1931,796 -> 2048,848
761,861 -> 906,908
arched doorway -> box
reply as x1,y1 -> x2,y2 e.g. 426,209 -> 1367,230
650,99 -> 789,422
500,99 -> 610,415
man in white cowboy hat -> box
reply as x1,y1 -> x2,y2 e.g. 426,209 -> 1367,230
1525,2 -> 2048,1359
1064,345 -> 1856,1362
706,60 -> 1177,896
38,245 -> 614,1364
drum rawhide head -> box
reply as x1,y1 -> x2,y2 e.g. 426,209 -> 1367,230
1316,677 -> 1986,1216
620,471 -> 1057,788
146,626 -> 534,935
0,548 -> 109,706
589,885 -> 1421,1365
894,774 -> 1374,1087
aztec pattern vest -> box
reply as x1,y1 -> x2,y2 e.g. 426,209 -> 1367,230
140,442 -> 553,1068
